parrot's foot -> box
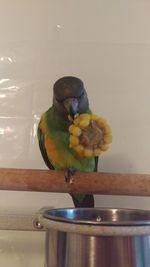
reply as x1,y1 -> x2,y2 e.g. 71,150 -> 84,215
65,167 -> 76,184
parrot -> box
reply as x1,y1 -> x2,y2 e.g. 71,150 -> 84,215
37,76 -> 99,207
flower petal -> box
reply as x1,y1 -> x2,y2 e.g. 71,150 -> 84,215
84,149 -> 93,157
69,135 -> 79,146
93,149 -> 102,156
79,119 -> 90,128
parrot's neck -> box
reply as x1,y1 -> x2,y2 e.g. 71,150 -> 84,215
47,107 -> 70,130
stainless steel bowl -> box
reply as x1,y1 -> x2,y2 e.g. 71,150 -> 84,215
37,208 -> 150,267
43,207 -> 150,226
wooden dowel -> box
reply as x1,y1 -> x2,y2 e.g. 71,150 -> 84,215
0,168 -> 150,196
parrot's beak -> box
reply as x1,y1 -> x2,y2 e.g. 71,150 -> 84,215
63,98 -> 79,119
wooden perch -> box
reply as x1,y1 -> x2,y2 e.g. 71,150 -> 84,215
0,168 -> 150,196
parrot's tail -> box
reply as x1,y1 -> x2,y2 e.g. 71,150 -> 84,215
70,193 -> 94,208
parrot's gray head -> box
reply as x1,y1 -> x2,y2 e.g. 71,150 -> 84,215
53,76 -> 89,119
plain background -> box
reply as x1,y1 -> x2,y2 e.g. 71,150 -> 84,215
0,0 -> 150,266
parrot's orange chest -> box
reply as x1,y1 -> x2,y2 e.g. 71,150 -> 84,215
44,126 -> 73,169
44,135 -> 60,164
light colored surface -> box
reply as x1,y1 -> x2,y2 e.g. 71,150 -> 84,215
0,212 -> 40,231
0,231 -> 44,267
0,0 -> 150,266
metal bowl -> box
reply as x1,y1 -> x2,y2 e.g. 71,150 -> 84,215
43,207 -> 150,226
39,208 -> 150,267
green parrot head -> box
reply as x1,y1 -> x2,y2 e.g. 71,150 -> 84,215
53,76 -> 89,119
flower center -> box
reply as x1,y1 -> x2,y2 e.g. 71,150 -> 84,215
80,120 -> 104,149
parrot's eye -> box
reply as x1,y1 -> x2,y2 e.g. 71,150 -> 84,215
55,91 -> 84,103
55,97 -> 64,103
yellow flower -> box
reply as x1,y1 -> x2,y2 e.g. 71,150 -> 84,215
73,145 -> 84,156
100,144 -> 109,151
103,135 -> 112,144
69,125 -> 81,136
79,119 -> 90,127
90,114 -> 100,120
69,135 -> 79,147
83,149 -> 93,157
79,114 -> 91,120
69,113 -> 112,157
93,149 -> 102,156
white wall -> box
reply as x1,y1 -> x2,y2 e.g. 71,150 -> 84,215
1,0 -> 150,266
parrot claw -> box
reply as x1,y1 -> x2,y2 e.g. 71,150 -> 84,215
65,167 -> 76,184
